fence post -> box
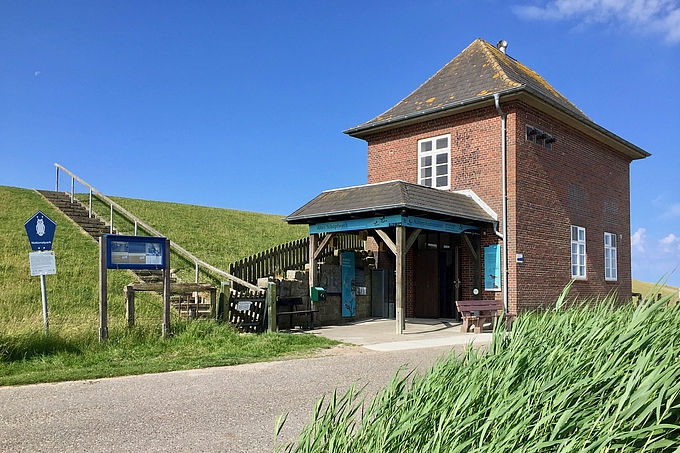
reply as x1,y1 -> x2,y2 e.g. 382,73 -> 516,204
124,285 -> 135,327
220,281 -> 231,322
267,281 -> 277,332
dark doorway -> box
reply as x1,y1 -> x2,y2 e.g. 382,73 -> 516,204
414,234 -> 460,319
414,250 -> 439,318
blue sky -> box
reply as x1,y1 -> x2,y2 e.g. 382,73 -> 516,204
2,0 -> 679,287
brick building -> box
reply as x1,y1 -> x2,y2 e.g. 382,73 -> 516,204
288,38 -> 648,325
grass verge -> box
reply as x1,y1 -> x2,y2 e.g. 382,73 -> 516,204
0,320 -> 338,387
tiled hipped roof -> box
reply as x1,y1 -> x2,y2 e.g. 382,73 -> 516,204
345,38 -> 587,133
285,180 -> 495,224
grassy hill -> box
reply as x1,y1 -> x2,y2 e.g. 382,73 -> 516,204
632,278 -> 678,303
1,185 -> 307,333
0,186 -> 329,385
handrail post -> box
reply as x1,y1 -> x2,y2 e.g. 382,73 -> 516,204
55,166 -> 59,192
110,204 -> 113,234
89,189 -> 92,218
134,221 -> 138,236
194,262 -> 200,311
70,177 -> 74,203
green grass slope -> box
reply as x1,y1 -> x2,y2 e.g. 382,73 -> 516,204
632,279 -> 679,304
0,186 -> 333,386
83,194 -> 307,281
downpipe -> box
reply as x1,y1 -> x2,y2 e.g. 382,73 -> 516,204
494,93 -> 509,313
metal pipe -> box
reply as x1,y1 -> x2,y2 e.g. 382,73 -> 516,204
55,166 -> 59,192
89,189 -> 92,218
110,204 -> 113,234
494,93 -> 509,313
70,177 -> 75,203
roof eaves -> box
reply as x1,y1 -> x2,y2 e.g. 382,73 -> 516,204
343,87 -> 525,138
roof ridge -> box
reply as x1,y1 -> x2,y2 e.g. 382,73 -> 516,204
477,40 -> 522,90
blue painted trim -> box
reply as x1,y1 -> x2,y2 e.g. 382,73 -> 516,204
309,215 -> 479,235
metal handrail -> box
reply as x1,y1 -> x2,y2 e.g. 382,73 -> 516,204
54,163 -> 262,292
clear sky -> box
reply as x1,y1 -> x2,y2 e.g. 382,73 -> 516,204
2,1 -> 679,287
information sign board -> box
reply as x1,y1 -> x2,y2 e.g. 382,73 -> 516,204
29,251 -> 57,276
105,234 -> 167,270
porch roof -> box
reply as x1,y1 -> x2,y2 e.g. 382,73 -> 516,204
285,180 -> 496,225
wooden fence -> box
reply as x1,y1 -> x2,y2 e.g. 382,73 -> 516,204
228,234 -> 363,291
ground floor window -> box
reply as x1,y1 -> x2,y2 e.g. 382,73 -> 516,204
571,225 -> 586,279
604,232 -> 617,281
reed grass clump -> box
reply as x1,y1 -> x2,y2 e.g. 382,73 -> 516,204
278,290 -> 680,452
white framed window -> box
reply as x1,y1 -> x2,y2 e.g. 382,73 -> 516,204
571,225 -> 586,279
418,134 -> 450,190
604,232 -> 617,281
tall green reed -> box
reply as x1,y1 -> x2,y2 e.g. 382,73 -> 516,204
278,289 -> 680,452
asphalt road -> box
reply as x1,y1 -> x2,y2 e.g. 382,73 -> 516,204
0,344 -> 474,452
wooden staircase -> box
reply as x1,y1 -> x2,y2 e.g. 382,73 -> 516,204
37,190 -> 113,239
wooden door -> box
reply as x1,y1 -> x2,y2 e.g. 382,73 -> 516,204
414,250 -> 439,318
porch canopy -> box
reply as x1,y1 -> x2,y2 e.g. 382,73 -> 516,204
285,180 -> 496,334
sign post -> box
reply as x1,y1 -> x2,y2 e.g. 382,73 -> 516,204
100,234 -> 169,341
24,211 -> 57,336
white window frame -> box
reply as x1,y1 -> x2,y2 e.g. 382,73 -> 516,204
571,225 -> 586,279
604,232 -> 617,282
418,134 -> 450,190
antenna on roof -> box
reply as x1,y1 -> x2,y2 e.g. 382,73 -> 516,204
496,40 -> 508,54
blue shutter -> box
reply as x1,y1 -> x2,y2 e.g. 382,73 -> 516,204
484,244 -> 501,291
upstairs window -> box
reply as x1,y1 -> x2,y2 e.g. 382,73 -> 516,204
418,134 -> 450,190
604,232 -> 617,281
571,225 -> 586,279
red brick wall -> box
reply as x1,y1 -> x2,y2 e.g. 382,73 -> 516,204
512,101 -> 632,310
364,101 -> 633,313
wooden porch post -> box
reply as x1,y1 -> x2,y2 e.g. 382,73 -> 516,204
395,225 -> 406,334
308,233 -> 318,304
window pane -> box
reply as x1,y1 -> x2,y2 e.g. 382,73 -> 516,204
436,137 -> 448,149
422,178 -> 432,187
604,234 -> 610,246
579,229 -> 585,241
421,156 -> 431,167
436,176 -> 448,187
421,168 -> 432,178
611,235 -> 616,247
436,153 -> 448,164
420,141 -> 432,152
436,164 -> 447,176
571,226 -> 578,241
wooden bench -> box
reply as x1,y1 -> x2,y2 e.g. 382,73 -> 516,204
276,297 -> 319,331
455,300 -> 515,333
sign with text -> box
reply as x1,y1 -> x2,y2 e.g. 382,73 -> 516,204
29,251 -> 56,276
105,235 -> 167,270
24,211 -> 57,251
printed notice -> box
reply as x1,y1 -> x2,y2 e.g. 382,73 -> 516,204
29,251 -> 56,276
